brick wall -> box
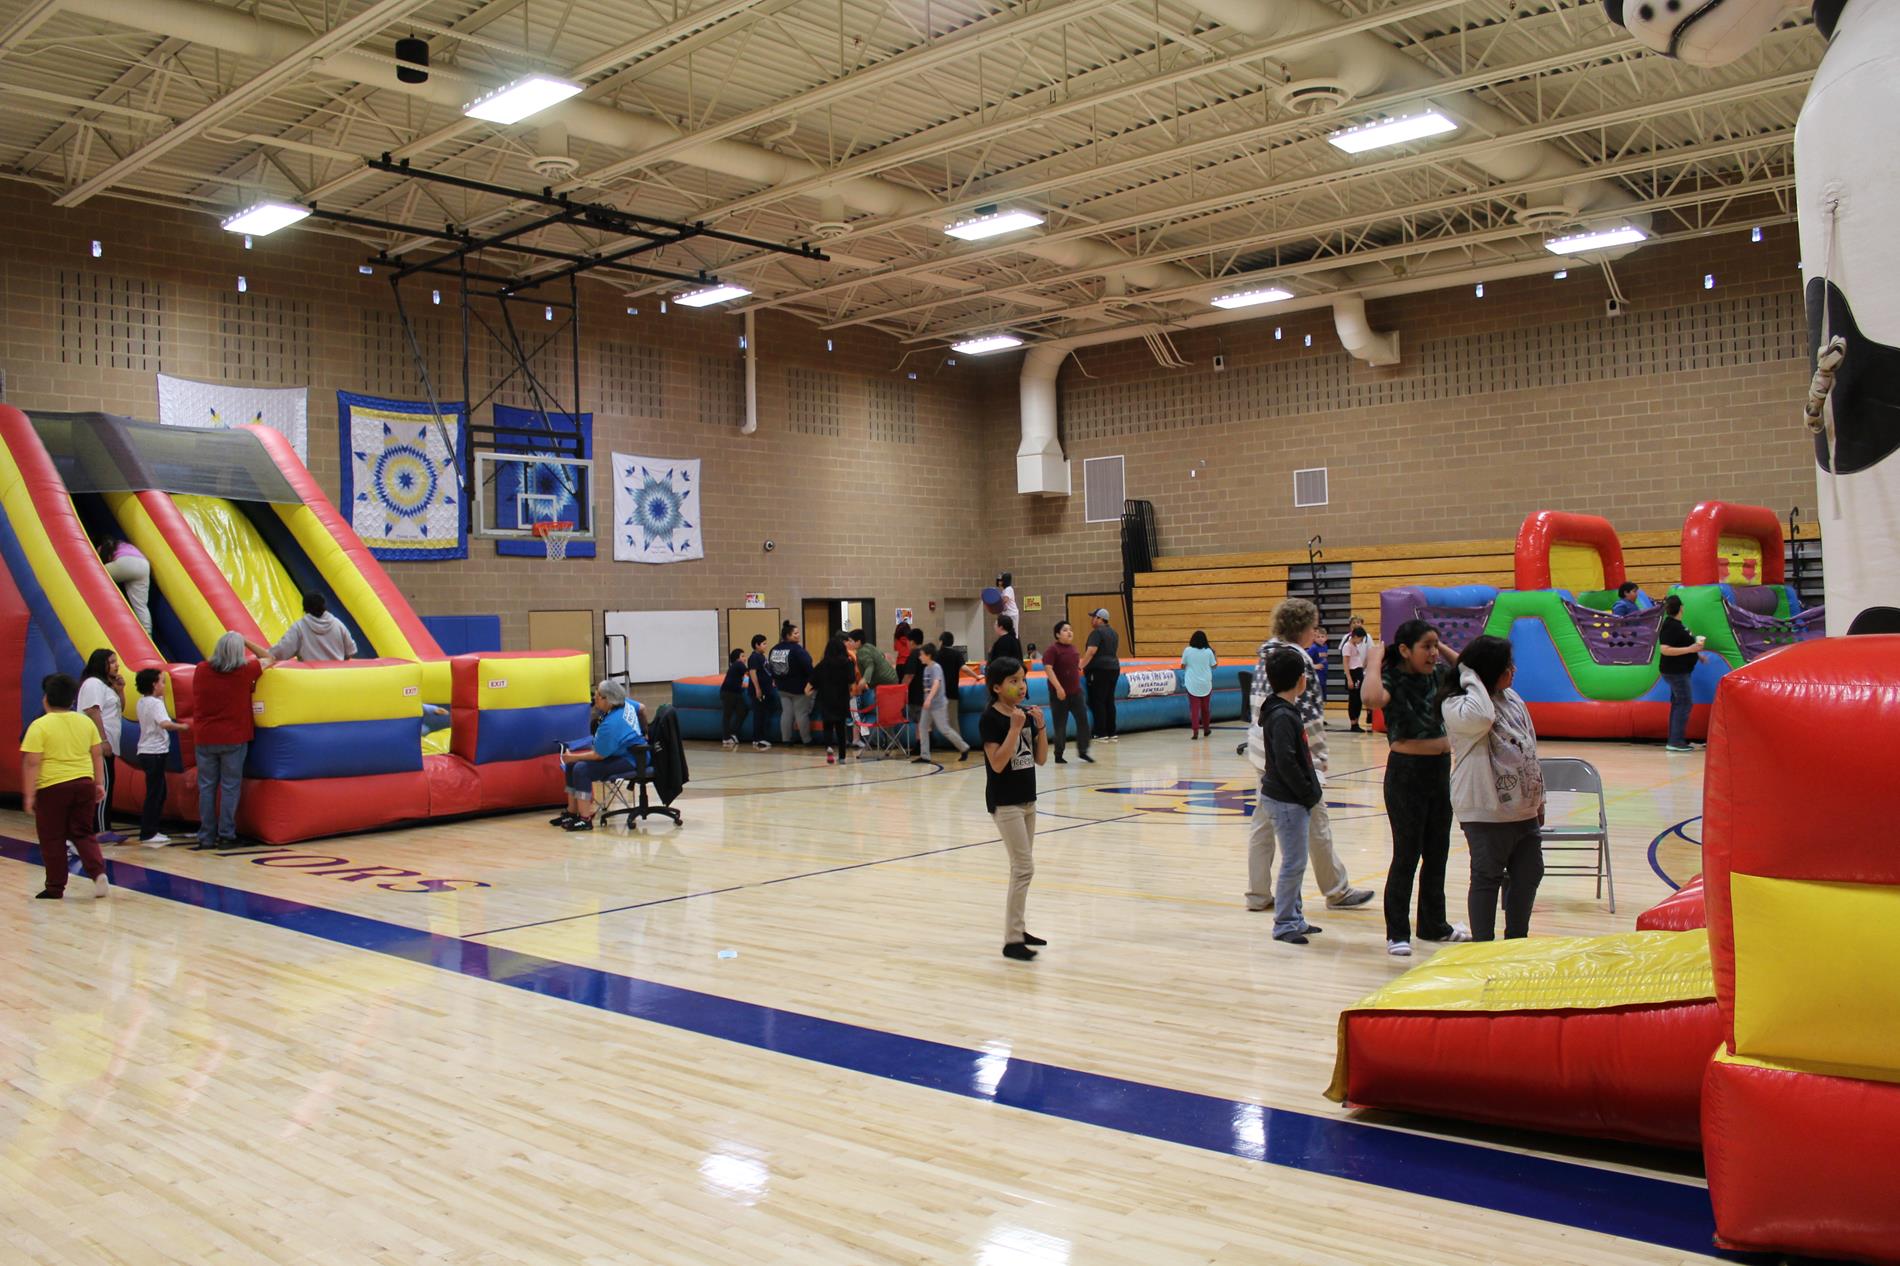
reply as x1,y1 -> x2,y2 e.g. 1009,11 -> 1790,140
0,184 -> 997,664
0,181 -> 1818,671
977,227 -> 1819,636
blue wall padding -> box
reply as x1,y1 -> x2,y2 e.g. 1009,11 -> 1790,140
669,665 -> 1253,743
473,701 -> 593,764
422,615 -> 504,655
246,717 -> 424,780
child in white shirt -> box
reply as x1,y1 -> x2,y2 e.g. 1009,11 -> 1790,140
134,667 -> 189,846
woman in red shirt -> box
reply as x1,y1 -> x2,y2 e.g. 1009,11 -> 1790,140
1039,620 -> 1093,764
190,631 -> 275,850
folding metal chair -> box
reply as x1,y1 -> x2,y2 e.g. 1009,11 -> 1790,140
1539,757 -> 1615,912
865,683 -> 911,759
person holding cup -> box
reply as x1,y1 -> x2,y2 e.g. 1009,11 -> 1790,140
1656,593 -> 1709,752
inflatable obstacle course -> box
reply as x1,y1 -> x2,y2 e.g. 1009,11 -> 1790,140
1380,503 -> 1824,739
0,407 -> 588,842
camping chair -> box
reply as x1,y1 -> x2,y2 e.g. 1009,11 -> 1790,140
1538,757 -> 1614,912
866,683 -> 911,759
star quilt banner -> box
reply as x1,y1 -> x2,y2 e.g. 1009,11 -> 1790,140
612,452 -> 702,564
156,374 -> 309,460
338,390 -> 468,561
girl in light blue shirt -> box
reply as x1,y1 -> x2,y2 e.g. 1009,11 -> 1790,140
1181,630 -> 1218,740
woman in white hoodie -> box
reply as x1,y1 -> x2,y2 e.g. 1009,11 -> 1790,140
1441,635 -> 1547,940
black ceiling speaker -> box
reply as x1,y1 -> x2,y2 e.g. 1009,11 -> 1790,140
395,36 -> 429,84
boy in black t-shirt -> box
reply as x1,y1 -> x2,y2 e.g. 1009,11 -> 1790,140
719,649 -> 748,749
979,656 -> 1048,961
745,634 -> 776,750
1657,593 -> 1708,752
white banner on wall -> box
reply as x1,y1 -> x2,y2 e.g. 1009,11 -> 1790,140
612,452 -> 704,564
156,373 -> 308,460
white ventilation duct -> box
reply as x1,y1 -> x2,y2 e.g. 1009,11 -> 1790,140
1018,343 -> 1069,496
1331,293 -> 1399,366
62,0 -> 1201,292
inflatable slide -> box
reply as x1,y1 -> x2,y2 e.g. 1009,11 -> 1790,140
1380,503 -> 1824,739
0,407 -> 588,843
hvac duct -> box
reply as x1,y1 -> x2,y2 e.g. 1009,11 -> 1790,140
1018,344 -> 1069,496
1331,293 -> 1399,366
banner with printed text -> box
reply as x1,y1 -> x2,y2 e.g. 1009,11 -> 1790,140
612,452 -> 702,564
156,373 -> 308,460
339,390 -> 467,561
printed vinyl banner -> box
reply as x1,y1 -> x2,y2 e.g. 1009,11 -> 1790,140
612,452 -> 703,564
339,390 -> 467,562
156,374 -> 309,459
1124,668 -> 1179,699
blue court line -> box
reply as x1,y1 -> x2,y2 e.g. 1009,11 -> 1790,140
4,837 -> 1739,1259
1647,816 -> 1705,890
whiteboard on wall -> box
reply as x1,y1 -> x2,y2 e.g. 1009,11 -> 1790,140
604,608 -> 721,682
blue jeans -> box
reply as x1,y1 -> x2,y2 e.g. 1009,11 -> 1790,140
196,742 -> 247,843
1665,673 -> 1693,747
1261,795 -> 1313,938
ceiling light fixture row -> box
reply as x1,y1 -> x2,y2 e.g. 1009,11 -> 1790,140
463,74 -> 583,125
1545,226 -> 1647,255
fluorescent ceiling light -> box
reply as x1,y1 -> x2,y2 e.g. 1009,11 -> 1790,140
1209,285 -> 1293,310
221,200 -> 309,236
951,334 -> 1024,355
675,283 -> 750,307
943,208 -> 1044,241
1545,226 -> 1647,255
463,74 -> 583,124
1327,111 -> 1457,154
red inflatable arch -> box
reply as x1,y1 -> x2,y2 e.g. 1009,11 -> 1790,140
1513,511 -> 1628,592
1680,501 -> 1786,587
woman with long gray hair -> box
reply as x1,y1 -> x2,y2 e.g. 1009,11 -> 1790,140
189,630 -> 275,849
553,679 -> 650,832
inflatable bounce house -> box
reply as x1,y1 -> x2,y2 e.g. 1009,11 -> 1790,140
1329,636 -> 1900,1261
0,406 -> 589,843
1379,502 -> 1824,739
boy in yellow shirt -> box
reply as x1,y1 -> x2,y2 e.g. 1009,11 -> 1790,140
20,673 -> 109,899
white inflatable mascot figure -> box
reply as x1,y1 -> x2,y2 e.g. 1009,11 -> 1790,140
1603,0 -> 1897,634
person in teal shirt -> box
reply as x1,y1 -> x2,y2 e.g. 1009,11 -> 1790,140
553,680 -> 649,832
1181,629 -> 1218,739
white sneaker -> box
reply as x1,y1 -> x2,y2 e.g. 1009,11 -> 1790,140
753,740 -> 771,750
1426,924 -> 1473,943
141,834 -> 172,848
93,872 -> 111,899
1387,940 -> 1413,957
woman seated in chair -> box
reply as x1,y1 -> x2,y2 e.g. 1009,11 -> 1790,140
552,680 -> 650,833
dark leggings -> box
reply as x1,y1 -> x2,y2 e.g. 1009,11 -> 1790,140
820,705 -> 850,753
1347,668 -> 1366,726
752,693 -> 777,743
138,752 -> 168,839
720,691 -> 748,742
1463,818 -> 1545,940
1383,752 -> 1455,943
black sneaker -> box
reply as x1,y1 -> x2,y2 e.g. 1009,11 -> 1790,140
1078,753 -> 1095,763
549,813 -> 576,827
563,817 -> 595,832
1021,931 -> 1047,946
215,837 -> 242,850
958,750 -> 971,762
1275,931 -> 1310,945
1002,942 -> 1038,961
1054,756 -> 1068,764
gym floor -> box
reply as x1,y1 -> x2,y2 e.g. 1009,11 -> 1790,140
0,724 -> 1716,1265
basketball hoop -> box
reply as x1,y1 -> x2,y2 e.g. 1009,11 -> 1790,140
531,519 -> 576,560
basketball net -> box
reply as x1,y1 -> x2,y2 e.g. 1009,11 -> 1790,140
530,520 -> 575,561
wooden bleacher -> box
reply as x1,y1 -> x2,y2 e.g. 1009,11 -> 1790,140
1131,523 -> 1822,657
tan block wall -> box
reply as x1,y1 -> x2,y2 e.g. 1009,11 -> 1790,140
978,228 -> 1819,638
0,185 -> 1000,668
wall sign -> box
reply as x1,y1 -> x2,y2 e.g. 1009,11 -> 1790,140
744,593 -> 766,609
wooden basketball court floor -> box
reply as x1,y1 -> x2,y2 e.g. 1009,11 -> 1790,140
0,726 -> 1721,1265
